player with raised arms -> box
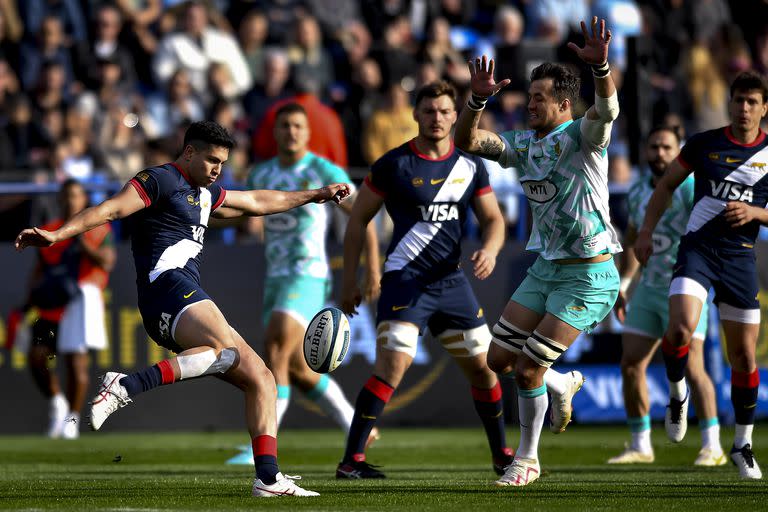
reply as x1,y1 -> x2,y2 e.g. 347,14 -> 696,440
338,80 -> 513,479
247,102 -> 381,444
455,17 -> 621,486
608,125 -> 724,466
15,121 -> 351,497
635,71 -> 768,479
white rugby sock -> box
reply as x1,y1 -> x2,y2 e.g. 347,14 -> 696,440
516,385 -> 547,460
543,368 -> 568,396
668,378 -> 688,401
305,375 -> 355,433
734,424 -> 754,449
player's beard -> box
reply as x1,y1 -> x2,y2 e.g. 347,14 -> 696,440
649,161 -> 666,178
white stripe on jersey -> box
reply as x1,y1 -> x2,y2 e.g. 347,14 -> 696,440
725,146 -> 768,186
686,195 -> 726,234
199,188 -> 212,226
149,238 -> 203,283
384,157 -> 476,272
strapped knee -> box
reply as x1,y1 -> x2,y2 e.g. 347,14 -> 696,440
177,347 -> 238,380
491,318 -> 530,354
376,321 -> 420,358
522,331 -> 567,368
437,325 -> 491,358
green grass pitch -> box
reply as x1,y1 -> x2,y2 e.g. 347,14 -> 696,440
1,426 -> 766,511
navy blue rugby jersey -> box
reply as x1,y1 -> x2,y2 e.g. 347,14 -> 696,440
365,140 -> 492,280
678,127 -> 768,249
128,163 -> 226,286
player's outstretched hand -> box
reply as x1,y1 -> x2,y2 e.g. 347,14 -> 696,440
315,183 -> 351,204
467,55 -> 511,99
633,229 -> 653,266
614,291 -> 627,323
15,227 -> 57,251
724,201 -> 757,227
567,16 -> 612,66
341,285 -> 363,317
471,248 -> 496,280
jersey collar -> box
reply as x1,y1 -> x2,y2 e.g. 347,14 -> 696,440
170,162 -> 195,187
408,139 -> 454,161
276,152 -> 312,171
724,126 -> 766,147
535,119 -> 573,141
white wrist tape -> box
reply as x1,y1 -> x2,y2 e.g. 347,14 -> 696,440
620,277 -> 633,294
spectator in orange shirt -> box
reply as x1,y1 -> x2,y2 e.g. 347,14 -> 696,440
252,80 -> 348,168
25,179 -> 115,439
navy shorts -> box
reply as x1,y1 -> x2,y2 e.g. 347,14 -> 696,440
376,270 -> 486,336
673,239 -> 759,310
137,270 -> 211,352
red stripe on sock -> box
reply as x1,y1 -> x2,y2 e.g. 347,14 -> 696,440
252,435 -> 277,457
732,369 -> 760,388
352,453 -> 366,462
661,337 -> 689,358
364,376 -> 395,402
471,382 -> 502,402
157,360 -> 175,385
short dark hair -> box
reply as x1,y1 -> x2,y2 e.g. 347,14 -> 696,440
183,121 -> 235,150
415,80 -> 457,108
275,102 -> 308,121
730,70 -> 768,102
648,124 -> 681,144
530,62 -> 581,106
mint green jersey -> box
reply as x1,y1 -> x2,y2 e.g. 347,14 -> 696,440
498,119 -> 622,260
247,152 -> 353,279
627,174 -> 695,288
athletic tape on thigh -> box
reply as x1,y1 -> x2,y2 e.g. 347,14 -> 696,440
376,321 -> 420,358
437,325 -> 492,358
719,303 -> 761,324
491,318 -> 530,354
176,347 -> 238,380
669,277 -> 708,303
522,331 -> 568,368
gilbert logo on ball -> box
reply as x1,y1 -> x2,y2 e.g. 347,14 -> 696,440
304,307 -> 350,373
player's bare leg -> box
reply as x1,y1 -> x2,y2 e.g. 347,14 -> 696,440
497,314 -> 581,487
686,338 -> 725,465
264,312 -> 305,427
337,321 -> 415,479
722,317 -> 762,479
608,333 -> 658,463
661,293 -> 703,442
489,301 -> 584,433
28,343 -> 67,438
453,350 -> 513,474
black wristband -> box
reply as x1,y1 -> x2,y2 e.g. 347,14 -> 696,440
592,61 -> 610,78
467,93 -> 488,111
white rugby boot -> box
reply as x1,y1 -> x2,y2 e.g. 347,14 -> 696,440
252,473 -> 320,497
694,447 -> 726,466
607,443 -> 654,464
664,392 -> 689,443
89,372 -> 131,430
550,371 -> 585,433
731,444 -> 763,479
494,457 -> 541,487
48,394 -> 69,438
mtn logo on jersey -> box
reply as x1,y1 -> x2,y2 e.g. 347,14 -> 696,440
522,179 -> 558,203
264,213 -> 299,231
709,180 -> 753,202
419,203 -> 459,222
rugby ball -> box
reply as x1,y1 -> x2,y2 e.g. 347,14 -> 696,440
303,307 -> 350,373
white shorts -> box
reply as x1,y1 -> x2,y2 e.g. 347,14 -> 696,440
58,283 -> 108,354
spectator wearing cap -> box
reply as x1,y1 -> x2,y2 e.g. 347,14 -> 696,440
153,1 -> 251,99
